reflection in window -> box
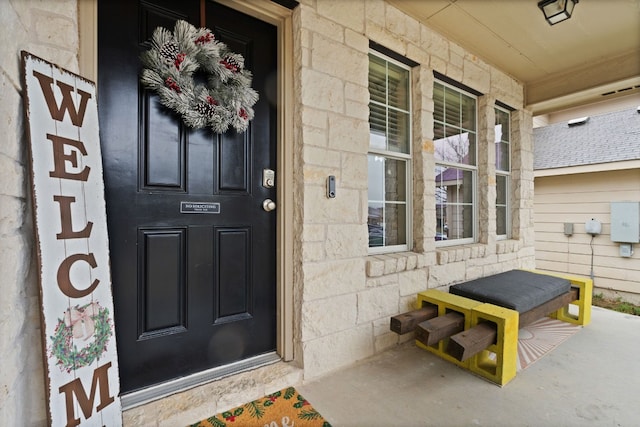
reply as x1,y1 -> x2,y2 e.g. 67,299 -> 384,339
434,81 -> 477,244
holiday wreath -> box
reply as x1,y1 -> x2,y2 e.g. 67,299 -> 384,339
140,20 -> 259,134
50,302 -> 112,373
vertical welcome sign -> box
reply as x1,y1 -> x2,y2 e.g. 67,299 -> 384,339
21,52 -> 122,426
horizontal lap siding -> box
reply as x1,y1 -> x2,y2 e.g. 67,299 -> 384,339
534,169 -> 640,297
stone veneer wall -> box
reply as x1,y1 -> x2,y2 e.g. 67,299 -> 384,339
294,0 -> 535,381
0,0 -> 536,424
0,1 -> 79,425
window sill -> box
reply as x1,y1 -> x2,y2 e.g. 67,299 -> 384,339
435,243 -> 487,265
366,252 -> 426,278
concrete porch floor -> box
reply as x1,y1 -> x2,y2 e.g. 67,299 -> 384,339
297,307 -> 640,427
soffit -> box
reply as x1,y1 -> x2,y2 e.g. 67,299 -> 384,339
387,0 -> 640,114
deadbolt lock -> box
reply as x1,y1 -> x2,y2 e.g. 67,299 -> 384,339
262,169 -> 275,188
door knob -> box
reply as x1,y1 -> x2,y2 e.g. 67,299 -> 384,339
262,199 -> 276,212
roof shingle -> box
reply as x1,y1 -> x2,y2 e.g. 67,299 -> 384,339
533,108 -> 640,170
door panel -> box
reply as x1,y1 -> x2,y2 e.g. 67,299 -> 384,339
99,0 -> 278,393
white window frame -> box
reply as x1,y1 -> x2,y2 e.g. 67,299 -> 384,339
434,79 -> 478,247
495,104 -> 511,240
367,49 -> 413,254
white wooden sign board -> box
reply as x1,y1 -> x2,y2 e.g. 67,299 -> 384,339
21,52 -> 122,427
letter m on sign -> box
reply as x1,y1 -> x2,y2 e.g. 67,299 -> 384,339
59,363 -> 116,427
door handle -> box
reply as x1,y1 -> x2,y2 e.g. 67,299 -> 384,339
262,199 -> 276,212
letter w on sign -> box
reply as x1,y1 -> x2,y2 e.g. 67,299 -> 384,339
21,52 -> 122,426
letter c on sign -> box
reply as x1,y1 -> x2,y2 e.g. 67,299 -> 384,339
57,253 -> 100,298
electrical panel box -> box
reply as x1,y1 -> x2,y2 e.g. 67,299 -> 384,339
610,202 -> 640,243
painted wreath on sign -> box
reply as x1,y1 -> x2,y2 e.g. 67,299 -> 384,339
50,302 -> 112,373
140,20 -> 259,134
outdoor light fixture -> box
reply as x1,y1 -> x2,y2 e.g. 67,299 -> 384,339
538,0 -> 579,25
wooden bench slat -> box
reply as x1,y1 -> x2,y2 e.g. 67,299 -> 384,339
415,312 -> 464,347
389,305 -> 438,335
519,288 -> 578,327
447,322 -> 497,362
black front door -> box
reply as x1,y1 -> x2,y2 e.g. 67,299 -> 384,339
98,0 -> 278,393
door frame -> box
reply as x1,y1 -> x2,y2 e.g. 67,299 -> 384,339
80,0 -> 295,388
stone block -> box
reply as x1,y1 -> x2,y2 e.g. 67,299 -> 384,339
302,224 -> 326,242
302,258 -> 365,301
0,156 -> 25,199
366,256 -> 385,277
303,185 -> 362,224
327,114 -> 369,154
311,33 -> 368,84
357,285 -> 399,324
326,224 -> 368,259
302,325 -> 373,379
304,145 -> 341,168
345,28 -> 369,52
300,7 -> 345,43
301,294 -> 358,340
340,152 -> 368,189
428,262 -> 466,288
302,124 -> 328,147
302,241 -> 326,262
301,68 -> 344,113
366,273 -> 398,289
316,0 -> 365,32
398,268 -> 428,296
0,196 -> 24,235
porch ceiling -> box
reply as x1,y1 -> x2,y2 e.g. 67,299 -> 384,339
387,0 -> 640,114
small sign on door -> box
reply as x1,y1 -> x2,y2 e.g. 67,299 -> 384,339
180,201 -> 221,214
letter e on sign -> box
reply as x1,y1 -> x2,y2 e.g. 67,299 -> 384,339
21,52 -> 122,426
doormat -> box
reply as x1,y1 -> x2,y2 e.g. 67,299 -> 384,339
190,387 -> 332,427
517,317 -> 582,371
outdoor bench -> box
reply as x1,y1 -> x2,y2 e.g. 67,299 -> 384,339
390,269 -> 592,385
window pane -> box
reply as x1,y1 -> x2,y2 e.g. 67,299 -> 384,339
435,165 -> 474,241
368,154 -> 385,201
368,155 -> 407,247
495,108 -> 510,171
368,202 -> 384,247
496,175 -> 507,205
369,103 -> 387,150
368,55 -> 386,104
461,93 -> 476,131
369,155 -> 406,202
384,203 -> 406,246
387,62 -> 409,110
496,141 -> 509,171
496,206 -> 507,235
385,158 -> 406,201
496,174 -> 507,236
435,131 -> 470,164
444,86 -> 461,127
387,110 -> 410,154
434,83 -> 444,122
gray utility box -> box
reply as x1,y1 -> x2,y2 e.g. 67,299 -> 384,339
610,202 -> 640,243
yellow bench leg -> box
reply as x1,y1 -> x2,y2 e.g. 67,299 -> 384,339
532,271 -> 593,326
415,289 -> 483,368
468,303 -> 519,386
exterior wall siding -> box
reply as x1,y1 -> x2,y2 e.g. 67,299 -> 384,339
1,0 -> 535,424
534,169 -> 640,303
294,0 -> 534,381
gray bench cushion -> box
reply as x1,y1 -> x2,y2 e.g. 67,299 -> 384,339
449,270 -> 571,313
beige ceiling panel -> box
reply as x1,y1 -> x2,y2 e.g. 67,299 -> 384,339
423,3 -> 544,82
387,0 -> 454,21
